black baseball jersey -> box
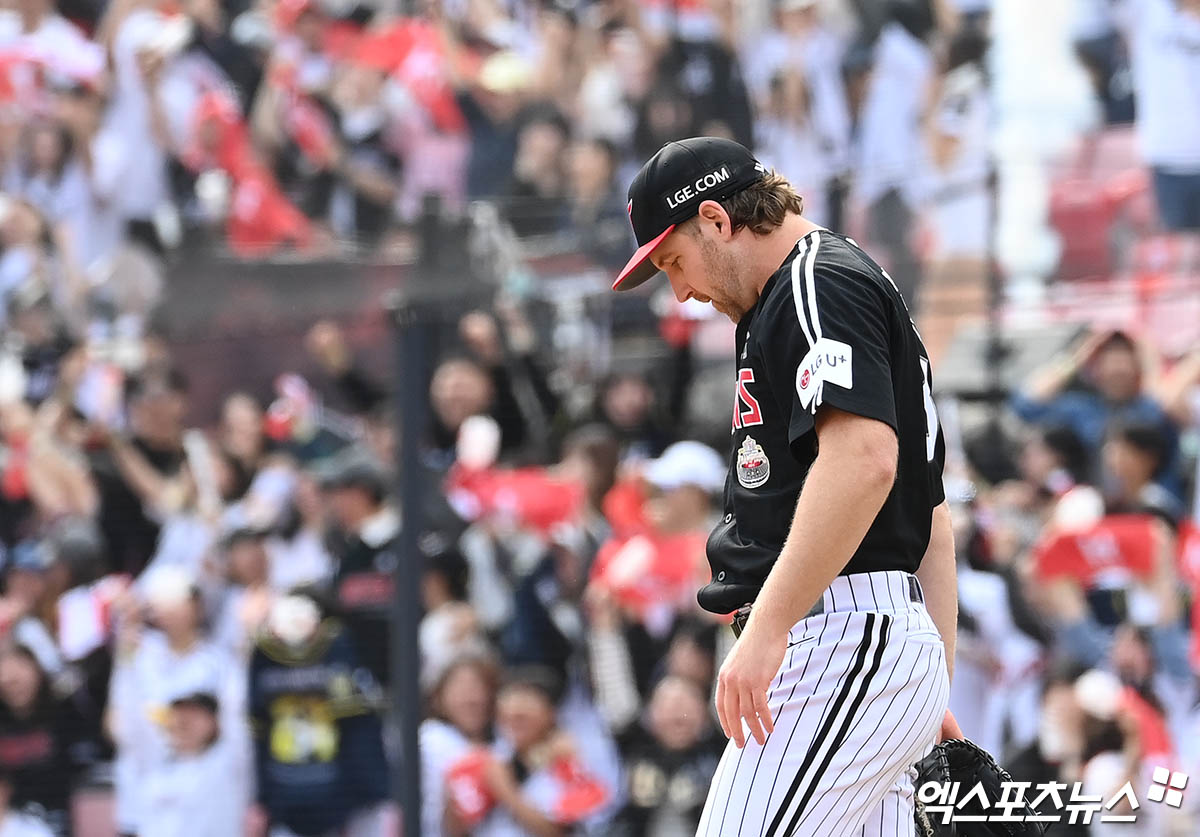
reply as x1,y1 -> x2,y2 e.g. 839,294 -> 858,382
698,229 -> 946,615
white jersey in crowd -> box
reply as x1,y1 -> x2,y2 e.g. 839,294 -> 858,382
109,631 -> 249,834
744,23 -> 853,177
105,9 -> 173,221
923,62 -> 992,259
1120,0 -> 1200,171
139,741 -> 247,837
0,812 -> 53,837
755,111 -> 833,227
949,566 -> 1043,758
0,10 -> 90,69
855,22 -> 936,207
419,719 -> 473,837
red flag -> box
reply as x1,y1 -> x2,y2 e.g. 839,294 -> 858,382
1033,514 -> 1159,587
445,465 -> 585,535
1177,520 -> 1200,673
1121,686 -> 1172,763
366,20 -> 465,133
550,755 -> 609,823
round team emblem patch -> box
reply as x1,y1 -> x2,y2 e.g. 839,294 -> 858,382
799,368 -> 811,390
736,436 -> 770,489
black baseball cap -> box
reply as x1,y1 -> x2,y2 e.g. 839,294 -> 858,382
612,137 -> 767,291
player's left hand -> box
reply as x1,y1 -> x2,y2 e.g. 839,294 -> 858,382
716,625 -> 786,748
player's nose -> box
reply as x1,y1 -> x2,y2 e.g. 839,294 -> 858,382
666,272 -> 692,303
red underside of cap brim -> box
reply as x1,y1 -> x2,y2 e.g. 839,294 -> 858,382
612,224 -> 675,291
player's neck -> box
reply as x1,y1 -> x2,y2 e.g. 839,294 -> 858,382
750,214 -> 824,296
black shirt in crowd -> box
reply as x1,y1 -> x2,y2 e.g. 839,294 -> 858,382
0,684 -> 103,826
700,230 -> 946,614
613,726 -> 725,837
90,438 -> 186,578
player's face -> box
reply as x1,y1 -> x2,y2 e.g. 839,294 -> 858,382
652,228 -> 753,322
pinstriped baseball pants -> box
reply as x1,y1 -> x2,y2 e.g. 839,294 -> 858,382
695,571 -> 951,837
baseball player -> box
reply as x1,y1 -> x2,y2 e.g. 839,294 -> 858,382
612,137 -> 962,836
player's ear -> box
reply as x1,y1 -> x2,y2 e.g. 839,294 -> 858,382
697,200 -> 731,239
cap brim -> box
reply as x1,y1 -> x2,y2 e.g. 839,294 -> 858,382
612,224 -> 675,291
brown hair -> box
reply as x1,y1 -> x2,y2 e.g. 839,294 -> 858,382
683,172 -> 804,237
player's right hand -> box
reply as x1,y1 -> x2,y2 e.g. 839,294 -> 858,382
937,708 -> 963,742
715,624 -> 786,748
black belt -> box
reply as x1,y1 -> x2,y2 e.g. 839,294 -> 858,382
730,574 -> 924,639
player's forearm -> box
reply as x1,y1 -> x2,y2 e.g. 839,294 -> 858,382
915,501 -> 957,682
744,427 -> 897,640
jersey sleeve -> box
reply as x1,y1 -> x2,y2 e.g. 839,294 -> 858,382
774,243 -> 897,445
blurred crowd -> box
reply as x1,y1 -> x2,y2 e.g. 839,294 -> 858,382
0,0 -> 1003,358
2,299 -> 1200,836
0,0 -> 1196,836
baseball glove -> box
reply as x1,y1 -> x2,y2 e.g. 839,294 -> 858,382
913,738 -> 1047,837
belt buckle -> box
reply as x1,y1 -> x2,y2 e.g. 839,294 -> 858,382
731,604 -> 752,638
908,575 -> 924,603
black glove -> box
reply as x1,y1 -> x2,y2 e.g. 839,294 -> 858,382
913,738 -> 1048,837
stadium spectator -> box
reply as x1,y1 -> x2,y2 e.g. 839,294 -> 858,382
1120,0 -> 1200,230
108,564 -> 246,837
503,108 -> 570,238
564,137 -> 633,272
916,23 -> 991,362
211,524 -> 272,659
421,654 -> 498,837
746,0 -> 850,226
1003,664 -> 1091,836
138,691 -> 246,837
246,591 -> 389,837
611,675 -> 723,837
88,366 -> 190,578
0,768 -> 53,837
592,372 -> 674,461
319,449 -> 398,689
0,642 -> 89,834
1011,330 -> 1179,490
1102,419 -> 1185,525
457,50 -> 534,201
852,2 -> 937,306
420,545 -> 484,679
451,665 -> 607,837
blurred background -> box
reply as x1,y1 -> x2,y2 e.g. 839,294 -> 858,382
0,0 -> 1197,834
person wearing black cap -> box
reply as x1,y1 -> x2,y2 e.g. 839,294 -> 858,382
317,449 -> 399,689
613,137 -> 960,835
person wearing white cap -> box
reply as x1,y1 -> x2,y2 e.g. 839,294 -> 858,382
643,440 -> 727,535
109,565 -> 249,836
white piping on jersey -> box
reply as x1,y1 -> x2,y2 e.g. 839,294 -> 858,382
791,232 -> 825,407
792,232 -> 820,342
804,231 -> 823,340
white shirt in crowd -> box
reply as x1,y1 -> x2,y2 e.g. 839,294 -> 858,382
949,566 -> 1043,758
420,719 -> 473,837
0,9 -> 90,73
0,811 -> 53,837
855,22 -> 936,208
109,631 -> 249,834
1120,0 -> 1200,171
139,741 -> 247,837
923,62 -> 992,259
104,8 -> 174,221
755,113 -> 831,226
743,23 -> 852,178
